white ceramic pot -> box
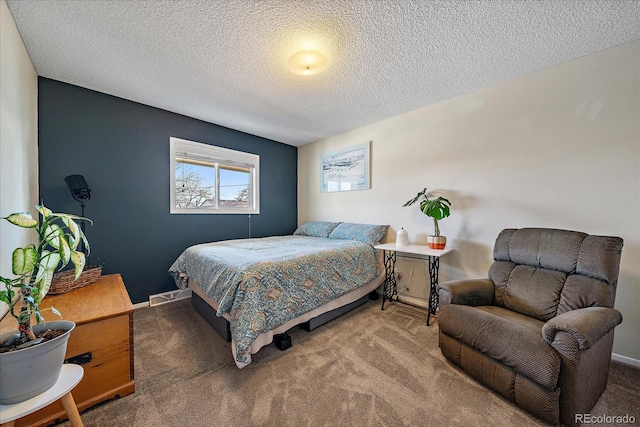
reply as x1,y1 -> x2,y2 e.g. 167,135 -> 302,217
427,235 -> 446,250
0,320 -> 75,404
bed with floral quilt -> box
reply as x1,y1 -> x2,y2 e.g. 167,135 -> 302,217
169,222 -> 388,368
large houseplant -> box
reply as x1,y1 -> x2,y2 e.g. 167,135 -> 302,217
403,188 -> 451,249
0,204 -> 90,404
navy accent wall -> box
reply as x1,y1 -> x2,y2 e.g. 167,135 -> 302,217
38,78 -> 298,303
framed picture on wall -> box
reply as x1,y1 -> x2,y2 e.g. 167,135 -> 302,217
320,141 -> 371,192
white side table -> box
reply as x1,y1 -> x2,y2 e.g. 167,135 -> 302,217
0,364 -> 84,427
374,243 -> 452,325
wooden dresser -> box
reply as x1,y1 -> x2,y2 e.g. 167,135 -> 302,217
0,274 -> 135,426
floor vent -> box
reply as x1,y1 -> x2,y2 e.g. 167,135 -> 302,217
149,289 -> 192,307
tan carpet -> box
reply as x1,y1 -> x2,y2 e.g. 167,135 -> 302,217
60,299 -> 639,426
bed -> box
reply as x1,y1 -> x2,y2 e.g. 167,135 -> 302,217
169,221 -> 388,368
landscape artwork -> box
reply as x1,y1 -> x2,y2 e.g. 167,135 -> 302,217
320,142 -> 371,192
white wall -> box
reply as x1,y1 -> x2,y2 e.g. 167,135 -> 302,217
0,0 -> 39,318
298,40 -> 640,364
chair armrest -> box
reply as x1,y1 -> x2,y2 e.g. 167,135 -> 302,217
437,278 -> 494,307
542,307 -> 622,351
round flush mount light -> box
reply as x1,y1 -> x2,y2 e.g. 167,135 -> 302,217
287,50 -> 328,76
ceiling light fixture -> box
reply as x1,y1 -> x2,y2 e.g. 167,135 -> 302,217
287,50 -> 328,76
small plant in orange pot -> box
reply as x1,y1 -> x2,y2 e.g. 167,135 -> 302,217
403,188 -> 451,249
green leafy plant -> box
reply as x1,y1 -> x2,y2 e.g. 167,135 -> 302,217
0,205 -> 90,345
403,188 -> 451,236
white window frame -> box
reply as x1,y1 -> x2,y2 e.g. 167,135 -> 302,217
170,137 -> 260,214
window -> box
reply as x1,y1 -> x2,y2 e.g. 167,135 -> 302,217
170,137 -> 259,214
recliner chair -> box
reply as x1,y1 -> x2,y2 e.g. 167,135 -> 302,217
437,228 -> 623,426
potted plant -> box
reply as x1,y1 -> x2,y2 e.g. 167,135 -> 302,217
0,204 -> 90,404
403,188 -> 451,249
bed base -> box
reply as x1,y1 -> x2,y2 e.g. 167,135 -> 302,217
191,292 -> 232,342
299,292 -> 372,331
191,291 -> 373,345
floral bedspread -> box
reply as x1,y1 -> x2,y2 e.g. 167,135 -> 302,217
168,235 -> 379,363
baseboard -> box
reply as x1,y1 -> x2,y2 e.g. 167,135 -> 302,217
612,353 -> 640,368
397,294 -> 428,310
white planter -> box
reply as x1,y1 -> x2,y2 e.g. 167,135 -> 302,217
0,320 -> 75,404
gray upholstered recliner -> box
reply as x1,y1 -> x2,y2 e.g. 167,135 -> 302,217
437,228 -> 623,426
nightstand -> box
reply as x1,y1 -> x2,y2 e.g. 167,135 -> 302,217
374,243 -> 452,325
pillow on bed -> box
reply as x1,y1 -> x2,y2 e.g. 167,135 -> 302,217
293,221 -> 342,238
328,222 -> 389,245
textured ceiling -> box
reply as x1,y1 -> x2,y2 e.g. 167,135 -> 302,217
6,0 -> 640,147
